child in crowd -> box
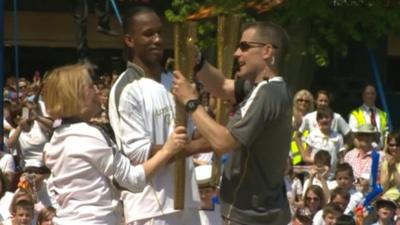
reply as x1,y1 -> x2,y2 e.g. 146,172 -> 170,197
370,198 -> 397,225
195,165 -> 221,225
4,199 -> 34,225
303,151 -> 336,200
303,107 -> 344,174
37,206 -> 56,225
313,187 -> 350,225
322,202 -> 344,225
290,207 -> 313,225
333,163 -> 365,215
285,157 -> 304,215
336,215 -> 356,225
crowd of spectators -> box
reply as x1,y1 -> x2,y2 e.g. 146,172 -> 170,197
1,70 -> 399,225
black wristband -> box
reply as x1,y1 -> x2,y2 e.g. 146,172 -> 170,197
193,52 -> 205,74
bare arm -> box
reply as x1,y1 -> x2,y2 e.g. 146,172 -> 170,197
173,70 -> 240,155
196,62 -> 236,102
185,136 -> 212,156
141,127 -> 187,179
34,114 -> 54,133
6,122 -> 26,148
190,105 -> 239,155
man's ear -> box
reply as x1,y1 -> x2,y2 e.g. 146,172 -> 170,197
262,45 -> 273,60
124,34 -> 135,48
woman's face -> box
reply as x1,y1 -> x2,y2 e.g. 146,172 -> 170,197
296,95 -> 311,113
388,138 -> 400,158
81,78 -> 101,119
316,94 -> 329,110
305,190 -> 321,213
99,92 -> 108,106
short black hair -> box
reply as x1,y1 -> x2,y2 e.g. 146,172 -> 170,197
316,107 -> 333,120
123,5 -> 156,34
335,163 -> 354,180
314,150 -> 331,167
243,21 -> 290,71
336,215 -> 356,225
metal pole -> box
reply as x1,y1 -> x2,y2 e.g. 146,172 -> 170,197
13,0 -> 20,101
367,48 -> 393,131
109,0 -> 122,25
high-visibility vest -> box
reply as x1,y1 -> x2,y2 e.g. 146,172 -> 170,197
290,130 -> 309,165
351,107 -> 388,134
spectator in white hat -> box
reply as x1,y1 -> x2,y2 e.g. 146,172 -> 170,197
344,124 -> 384,179
195,165 -> 222,225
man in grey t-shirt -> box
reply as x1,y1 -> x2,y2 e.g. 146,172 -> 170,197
173,22 -> 292,225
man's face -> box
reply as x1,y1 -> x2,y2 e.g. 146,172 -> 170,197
129,12 -> 163,64
362,85 -> 376,107
233,28 -> 267,81
316,93 -> 329,110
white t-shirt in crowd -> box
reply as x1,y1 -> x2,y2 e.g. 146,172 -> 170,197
0,152 -> 15,173
299,111 -> 351,137
10,120 -> 48,166
0,192 -> 14,221
305,129 -> 344,178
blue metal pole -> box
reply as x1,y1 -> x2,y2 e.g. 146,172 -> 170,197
367,48 -> 393,131
13,0 -> 20,101
109,0 -> 122,26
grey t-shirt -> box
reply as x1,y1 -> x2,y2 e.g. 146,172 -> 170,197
221,77 -> 292,225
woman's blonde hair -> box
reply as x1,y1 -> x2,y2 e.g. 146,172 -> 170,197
293,89 -> 314,114
42,63 -> 93,119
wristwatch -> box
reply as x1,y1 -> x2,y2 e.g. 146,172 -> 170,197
185,99 -> 201,112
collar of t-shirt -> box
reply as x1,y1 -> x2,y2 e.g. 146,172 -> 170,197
255,76 -> 283,86
361,104 -> 376,112
127,61 -> 172,90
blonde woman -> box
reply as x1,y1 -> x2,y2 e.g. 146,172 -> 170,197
292,89 -> 314,130
41,63 -> 186,225
380,131 -> 400,200
291,89 -> 314,165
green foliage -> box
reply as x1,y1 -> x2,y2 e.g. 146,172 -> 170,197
165,0 -> 400,66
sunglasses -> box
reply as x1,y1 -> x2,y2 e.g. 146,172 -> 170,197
237,41 -> 278,51
297,98 -> 310,103
306,197 -> 320,201
388,143 -> 399,148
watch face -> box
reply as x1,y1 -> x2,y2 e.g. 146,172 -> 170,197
186,99 -> 199,112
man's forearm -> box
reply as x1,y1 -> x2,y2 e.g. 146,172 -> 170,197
186,137 -> 212,156
197,62 -> 235,101
191,105 -> 238,155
